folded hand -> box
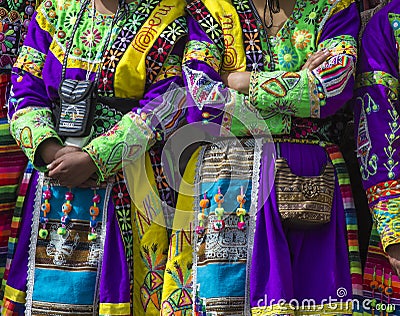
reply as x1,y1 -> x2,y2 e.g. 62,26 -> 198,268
47,151 -> 98,188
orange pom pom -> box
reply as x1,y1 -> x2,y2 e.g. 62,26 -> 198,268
214,193 -> 224,204
237,195 -> 246,204
199,199 -> 209,209
89,206 -> 99,217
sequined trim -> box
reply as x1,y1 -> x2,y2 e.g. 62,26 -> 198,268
367,180 -> 400,205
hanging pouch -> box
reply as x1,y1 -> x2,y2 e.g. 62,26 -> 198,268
56,79 -> 97,137
274,144 -> 335,228
54,0 -> 124,138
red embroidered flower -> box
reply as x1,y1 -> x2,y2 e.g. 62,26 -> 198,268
148,38 -> 171,64
239,12 -> 257,31
112,182 -> 130,207
98,70 -> 113,92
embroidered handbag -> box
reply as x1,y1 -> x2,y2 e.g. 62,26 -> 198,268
56,79 -> 97,137
274,157 -> 335,228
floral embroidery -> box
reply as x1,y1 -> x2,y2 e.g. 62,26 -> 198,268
0,0 -> 36,69
102,49 -> 123,70
291,29 -> 312,49
304,8 -> 319,25
186,0 -> 224,53
234,0 -> 264,71
145,16 -> 186,87
64,11 -> 79,30
98,0 -> 160,96
0,21 -> 18,54
278,46 -> 298,70
111,172 -> 134,305
244,32 -> 261,52
153,54 -> 182,84
80,28 -> 102,47
112,181 -> 131,207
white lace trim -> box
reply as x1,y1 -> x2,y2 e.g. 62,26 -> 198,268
244,138 -> 263,314
25,172 -> 44,315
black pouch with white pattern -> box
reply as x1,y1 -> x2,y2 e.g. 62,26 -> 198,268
56,79 -> 97,137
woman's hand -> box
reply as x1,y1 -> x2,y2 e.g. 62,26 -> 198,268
37,138 -> 64,165
221,71 -> 251,95
386,244 -> 400,277
302,48 -> 331,71
54,145 -> 82,160
47,151 -> 98,188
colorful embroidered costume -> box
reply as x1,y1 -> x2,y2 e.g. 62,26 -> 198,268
4,0 -> 187,314
160,0 -> 363,315
0,0 -> 37,303
355,2 -> 400,314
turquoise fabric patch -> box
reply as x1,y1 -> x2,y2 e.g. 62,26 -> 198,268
197,263 -> 246,297
32,268 -> 97,304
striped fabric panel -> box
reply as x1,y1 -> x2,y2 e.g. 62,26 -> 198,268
325,144 -> 364,315
314,54 -> 355,98
0,163 -> 32,306
0,114 -> 28,306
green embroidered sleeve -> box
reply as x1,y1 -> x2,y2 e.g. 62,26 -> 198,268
221,90 -> 272,137
372,196 -> 400,251
83,112 -> 155,181
10,107 -> 62,171
249,69 -> 318,134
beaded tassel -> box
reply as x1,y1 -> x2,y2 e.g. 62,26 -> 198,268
213,187 -> 225,231
58,190 -> 73,236
196,193 -> 209,235
88,190 -> 101,241
39,185 -> 52,239
385,272 -> 394,315
370,266 -> 378,316
236,186 -> 247,231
